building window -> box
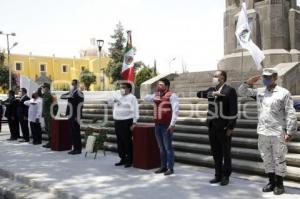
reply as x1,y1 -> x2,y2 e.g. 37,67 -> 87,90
81,66 -> 85,72
15,63 -> 22,71
62,65 -> 68,73
40,64 -> 46,72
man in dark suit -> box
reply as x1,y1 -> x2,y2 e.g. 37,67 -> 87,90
197,70 -> 238,186
4,90 -> 20,140
17,88 -> 30,142
61,79 -> 84,155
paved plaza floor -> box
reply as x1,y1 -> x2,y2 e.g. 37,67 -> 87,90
0,124 -> 300,199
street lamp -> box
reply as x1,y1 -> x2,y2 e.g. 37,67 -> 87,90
96,39 -> 104,90
169,57 -> 176,73
0,31 -> 17,90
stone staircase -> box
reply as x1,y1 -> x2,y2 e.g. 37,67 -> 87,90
170,70 -> 262,97
81,96 -> 300,182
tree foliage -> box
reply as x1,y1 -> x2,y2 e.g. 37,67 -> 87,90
80,69 -> 96,91
0,51 -> 18,92
135,66 -> 157,87
105,22 -> 126,83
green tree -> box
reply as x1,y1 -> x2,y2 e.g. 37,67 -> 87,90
80,69 -> 96,91
0,52 -> 5,67
135,66 -> 157,87
105,22 -> 126,83
0,52 -> 22,92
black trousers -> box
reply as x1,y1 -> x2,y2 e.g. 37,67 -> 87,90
114,119 -> 133,163
20,119 -> 30,141
30,122 -> 42,144
69,119 -> 82,151
208,119 -> 232,178
8,118 -> 20,139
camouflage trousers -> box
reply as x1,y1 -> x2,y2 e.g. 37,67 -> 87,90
44,115 -> 51,141
258,134 -> 288,177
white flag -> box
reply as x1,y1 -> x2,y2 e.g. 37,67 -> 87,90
235,2 -> 265,70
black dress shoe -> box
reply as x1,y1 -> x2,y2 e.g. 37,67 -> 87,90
154,167 -> 168,174
68,150 -> 81,155
7,138 -> 17,141
164,169 -> 174,176
42,143 -> 51,148
115,160 -> 126,166
210,177 -> 221,184
124,163 -> 132,168
220,177 -> 230,186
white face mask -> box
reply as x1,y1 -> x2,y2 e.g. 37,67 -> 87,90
18,92 -> 22,97
70,85 -> 74,91
120,88 -> 126,96
212,77 -> 219,86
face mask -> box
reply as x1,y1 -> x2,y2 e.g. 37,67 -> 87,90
212,77 -> 219,86
18,92 -> 22,97
263,78 -> 272,87
120,89 -> 126,95
70,85 -> 74,91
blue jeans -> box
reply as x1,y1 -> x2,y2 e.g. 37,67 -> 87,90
155,124 -> 174,170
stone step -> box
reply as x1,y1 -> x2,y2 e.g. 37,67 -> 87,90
174,151 -> 300,182
82,109 -> 259,119
104,131 -> 300,154
81,114 -> 261,128
172,132 -> 300,153
172,141 -> 300,167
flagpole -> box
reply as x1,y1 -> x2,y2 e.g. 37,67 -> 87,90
241,50 -> 244,82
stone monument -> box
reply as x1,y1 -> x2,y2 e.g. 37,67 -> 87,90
218,0 -> 300,94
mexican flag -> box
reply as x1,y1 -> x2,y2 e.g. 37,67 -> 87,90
121,30 -> 135,82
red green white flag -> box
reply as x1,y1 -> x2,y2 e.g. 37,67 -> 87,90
121,30 -> 135,82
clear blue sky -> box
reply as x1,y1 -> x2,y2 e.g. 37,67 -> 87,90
0,0 -> 299,74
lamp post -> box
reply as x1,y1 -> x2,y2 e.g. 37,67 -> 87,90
169,57 -> 176,73
96,39 -> 104,90
0,31 -> 17,90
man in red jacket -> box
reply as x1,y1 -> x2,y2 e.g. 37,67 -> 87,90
144,78 -> 179,176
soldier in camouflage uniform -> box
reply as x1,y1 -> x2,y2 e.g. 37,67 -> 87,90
238,68 -> 298,195
42,83 -> 53,148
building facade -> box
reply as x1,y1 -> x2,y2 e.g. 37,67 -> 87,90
2,51 -> 111,92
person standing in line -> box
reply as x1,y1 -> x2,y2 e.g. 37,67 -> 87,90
144,78 -> 179,176
61,79 -> 84,155
108,82 -> 139,167
197,70 -> 238,186
42,83 -> 54,148
4,90 -> 20,140
0,100 -> 3,133
17,88 -> 30,142
24,92 -> 43,145
238,68 -> 297,195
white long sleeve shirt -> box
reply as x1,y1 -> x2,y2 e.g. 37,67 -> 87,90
24,97 -> 43,123
238,83 -> 297,136
108,91 -> 139,123
144,93 -> 179,127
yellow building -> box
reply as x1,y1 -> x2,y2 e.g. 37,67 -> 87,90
3,51 -> 111,91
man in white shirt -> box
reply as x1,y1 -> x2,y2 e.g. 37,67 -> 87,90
144,78 -> 179,176
108,82 -> 139,168
238,68 -> 298,195
24,92 -> 43,145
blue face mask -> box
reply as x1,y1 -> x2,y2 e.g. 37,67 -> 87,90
263,78 -> 272,87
